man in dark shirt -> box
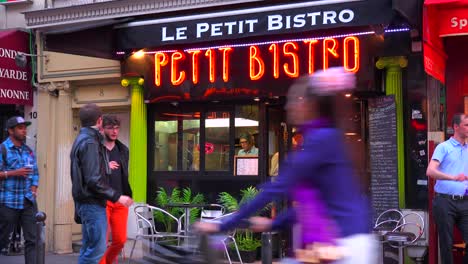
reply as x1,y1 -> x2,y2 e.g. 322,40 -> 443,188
100,115 -> 132,264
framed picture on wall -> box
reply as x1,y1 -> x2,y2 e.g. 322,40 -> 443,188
234,155 -> 258,176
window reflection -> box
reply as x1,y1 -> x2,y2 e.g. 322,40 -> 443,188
205,111 -> 230,171
154,117 -> 177,171
183,116 -> 200,171
154,112 -> 200,171
235,105 -> 259,157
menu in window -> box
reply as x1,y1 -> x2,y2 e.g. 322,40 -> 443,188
234,156 -> 259,176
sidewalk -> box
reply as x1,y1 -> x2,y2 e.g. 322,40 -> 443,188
0,253 -> 273,263
0,252 -> 80,264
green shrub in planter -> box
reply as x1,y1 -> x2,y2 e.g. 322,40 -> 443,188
229,232 -> 261,263
154,187 -> 205,232
218,186 -> 276,263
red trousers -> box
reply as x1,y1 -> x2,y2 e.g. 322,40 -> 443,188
99,201 -> 129,264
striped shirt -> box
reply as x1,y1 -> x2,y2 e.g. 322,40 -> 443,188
0,138 -> 39,209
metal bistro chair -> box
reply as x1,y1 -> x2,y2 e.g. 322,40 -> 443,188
200,204 -> 225,221
178,204 -> 225,235
205,212 -> 243,264
128,204 -> 187,262
374,209 -> 425,264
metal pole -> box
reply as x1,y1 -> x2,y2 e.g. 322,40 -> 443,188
35,211 -> 46,264
261,232 -> 272,264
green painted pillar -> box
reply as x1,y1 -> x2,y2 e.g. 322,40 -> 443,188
121,77 -> 147,203
376,56 -> 408,208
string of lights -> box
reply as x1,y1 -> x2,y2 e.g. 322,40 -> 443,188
116,27 -> 410,56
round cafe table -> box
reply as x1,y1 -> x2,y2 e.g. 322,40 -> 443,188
166,203 -> 208,235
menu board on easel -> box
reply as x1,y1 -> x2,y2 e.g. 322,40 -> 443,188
234,156 -> 259,176
369,96 -> 399,223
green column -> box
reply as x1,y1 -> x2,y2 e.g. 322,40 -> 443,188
376,56 -> 408,208
122,77 -> 147,203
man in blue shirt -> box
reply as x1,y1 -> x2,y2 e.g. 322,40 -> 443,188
0,116 -> 39,264
427,113 -> 468,264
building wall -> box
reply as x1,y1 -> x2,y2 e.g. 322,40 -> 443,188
32,24 -> 128,251
2,1 -> 44,28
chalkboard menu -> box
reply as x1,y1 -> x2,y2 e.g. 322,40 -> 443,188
369,96 -> 399,223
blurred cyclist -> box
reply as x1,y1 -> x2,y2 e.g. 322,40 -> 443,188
195,68 -> 376,263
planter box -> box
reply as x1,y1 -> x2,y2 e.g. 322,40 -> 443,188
229,249 -> 257,263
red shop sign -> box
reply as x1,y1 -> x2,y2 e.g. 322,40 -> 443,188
439,7 -> 468,37
0,30 -> 32,105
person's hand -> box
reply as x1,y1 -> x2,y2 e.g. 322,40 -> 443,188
12,167 -> 33,178
31,186 -> 37,198
249,216 -> 272,232
193,221 -> 220,234
109,161 -> 120,170
454,173 -> 466,182
117,195 -> 133,207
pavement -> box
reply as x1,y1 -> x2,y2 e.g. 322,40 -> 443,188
0,253 -> 272,264
0,249 -> 278,264
0,252 -> 80,264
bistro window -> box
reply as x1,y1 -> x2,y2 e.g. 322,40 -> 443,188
153,111 -> 201,171
151,104 -> 259,175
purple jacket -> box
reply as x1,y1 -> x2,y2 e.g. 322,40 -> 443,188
220,119 -> 371,244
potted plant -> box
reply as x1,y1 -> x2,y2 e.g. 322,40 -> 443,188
233,230 -> 262,263
218,186 -> 267,263
154,187 -> 205,233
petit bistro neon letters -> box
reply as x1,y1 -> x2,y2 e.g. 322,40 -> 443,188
154,36 -> 359,87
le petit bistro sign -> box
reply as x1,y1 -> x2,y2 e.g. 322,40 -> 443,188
116,0 -> 393,49
153,37 -> 360,87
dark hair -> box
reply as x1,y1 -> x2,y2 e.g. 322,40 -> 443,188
102,115 -> 121,127
79,104 -> 102,127
452,113 -> 466,128
239,133 -> 253,144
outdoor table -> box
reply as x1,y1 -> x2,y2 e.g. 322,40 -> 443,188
166,203 -> 208,235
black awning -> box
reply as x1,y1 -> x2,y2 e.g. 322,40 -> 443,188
115,0 -> 396,50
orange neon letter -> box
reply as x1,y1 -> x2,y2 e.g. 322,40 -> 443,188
343,36 -> 360,73
187,50 -> 201,84
304,40 -> 318,75
219,47 -> 233,82
249,46 -> 265,81
283,42 -> 299,78
205,49 -> 216,83
155,52 -> 169,86
268,43 -> 280,79
171,51 -> 186,86
323,38 -> 339,70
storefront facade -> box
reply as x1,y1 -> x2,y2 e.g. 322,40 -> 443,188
116,0 -> 426,227
24,0 -> 426,258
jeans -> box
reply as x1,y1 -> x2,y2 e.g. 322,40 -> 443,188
100,201 -> 128,264
433,195 -> 468,264
0,199 -> 37,264
78,203 -> 108,264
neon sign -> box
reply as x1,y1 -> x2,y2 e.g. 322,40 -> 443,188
154,36 -> 360,87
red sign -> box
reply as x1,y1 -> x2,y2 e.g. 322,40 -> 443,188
154,37 -> 360,87
423,4 -> 448,84
423,42 -> 447,83
439,7 -> 468,36
0,30 -> 32,105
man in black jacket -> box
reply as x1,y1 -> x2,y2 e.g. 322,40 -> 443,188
100,115 -> 132,264
70,104 -> 133,264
